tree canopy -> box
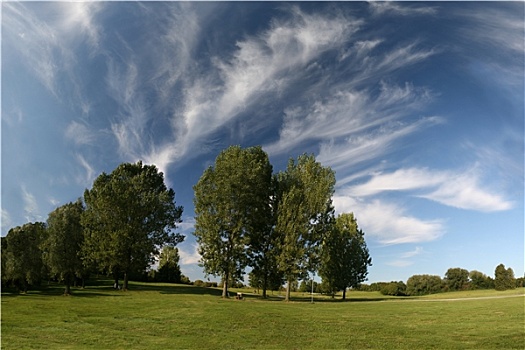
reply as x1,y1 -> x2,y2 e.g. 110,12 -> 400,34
275,154 -> 336,301
319,213 -> 372,299
3,222 -> 47,292
43,199 -> 85,295
193,146 -> 273,298
82,161 -> 183,290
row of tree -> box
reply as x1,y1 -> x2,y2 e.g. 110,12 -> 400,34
2,147 -> 373,300
358,264 -> 521,296
193,146 -> 372,300
2,162 -> 184,294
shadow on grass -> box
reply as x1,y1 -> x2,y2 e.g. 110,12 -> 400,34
1,280 -> 411,302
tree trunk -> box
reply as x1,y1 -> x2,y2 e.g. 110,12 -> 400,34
342,288 -> 346,300
285,278 -> 291,301
262,274 -> 268,299
123,272 -> 129,291
65,282 -> 71,295
222,277 -> 229,298
113,274 -> 119,289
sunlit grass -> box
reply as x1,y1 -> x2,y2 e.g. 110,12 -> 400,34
2,282 -> 523,349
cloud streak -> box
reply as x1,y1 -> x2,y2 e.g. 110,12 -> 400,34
346,167 -> 513,212
144,6 -> 360,173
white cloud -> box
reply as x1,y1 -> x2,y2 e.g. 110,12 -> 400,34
76,154 -> 96,186
333,195 -> 444,245
455,4 -> 524,98
421,173 -> 513,212
145,7 -> 359,172
400,246 -> 424,259
1,209 -> 13,233
3,2 -> 103,100
177,217 -> 196,234
267,81 -> 439,157
345,167 -> 513,212
369,2 -> 437,16
65,121 -> 97,146
21,186 -> 41,222
386,260 -> 414,268
178,242 -> 201,266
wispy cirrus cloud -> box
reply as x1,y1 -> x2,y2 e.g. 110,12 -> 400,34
75,154 -> 96,187
455,3 -> 524,97
1,210 -> 13,234
143,6 -> 359,174
369,2 -> 438,17
3,2 -> 103,99
65,121 -> 97,146
266,81 -> 439,157
21,186 -> 41,222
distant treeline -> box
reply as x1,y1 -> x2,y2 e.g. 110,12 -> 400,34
358,265 -> 522,296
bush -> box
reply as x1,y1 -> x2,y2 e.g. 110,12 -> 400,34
406,274 -> 443,296
193,279 -> 205,287
380,281 -> 407,296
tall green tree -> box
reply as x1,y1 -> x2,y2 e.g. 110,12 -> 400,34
275,154 -> 336,301
444,267 -> 469,291
43,200 -> 85,295
193,146 -> 273,298
319,213 -> 372,300
82,161 -> 183,290
4,222 -> 47,292
494,263 -> 516,291
246,173 -> 282,299
156,246 -> 182,283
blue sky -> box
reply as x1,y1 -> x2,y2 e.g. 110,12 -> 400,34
2,2 -> 523,284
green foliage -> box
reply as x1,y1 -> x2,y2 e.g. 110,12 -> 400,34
82,161 -> 183,290
516,276 -> 525,288
469,270 -> 494,290
43,200 -> 85,295
319,213 -> 372,300
380,281 -> 407,296
156,246 -> 182,283
406,274 -> 443,296
444,267 -> 470,291
3,222 -> 47,292
494,263 -> 516,291
276,154 -> 335,301
193,146 -> 273,298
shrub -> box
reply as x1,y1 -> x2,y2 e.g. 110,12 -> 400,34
406,274 -> 443,296
380,281 -> 407,296
193,279 -> 205,287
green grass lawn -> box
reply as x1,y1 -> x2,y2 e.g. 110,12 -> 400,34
2,282 -> 524,349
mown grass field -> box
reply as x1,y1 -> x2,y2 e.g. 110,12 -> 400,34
2,281 -> 524,349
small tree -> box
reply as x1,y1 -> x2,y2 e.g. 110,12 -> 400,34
380,281 -> 407,296
444,267 -> 469,291
4,223 -> 47,292
156,246 -> 182,283
319,213 -> 372,300
494,264 -> 516,291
